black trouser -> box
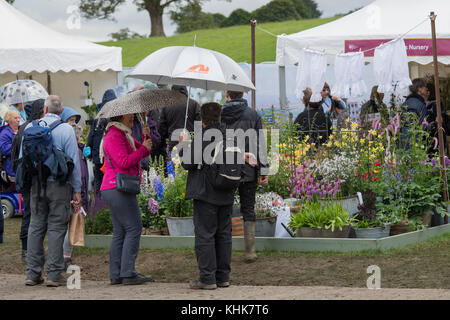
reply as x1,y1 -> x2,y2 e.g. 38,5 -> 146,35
20,191 -> 32,250
193,200 -> 232,285
93,164 -> 104,194
238,180 -> 258,222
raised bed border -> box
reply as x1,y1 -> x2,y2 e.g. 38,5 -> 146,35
84,224 -> 450,253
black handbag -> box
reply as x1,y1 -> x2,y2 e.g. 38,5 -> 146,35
104,150 -> 141,195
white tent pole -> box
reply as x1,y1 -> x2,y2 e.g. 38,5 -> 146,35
278,66 -> 287,122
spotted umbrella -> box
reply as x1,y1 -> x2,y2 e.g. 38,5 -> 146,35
0,80 -> 49,105
95,88 -> 187,119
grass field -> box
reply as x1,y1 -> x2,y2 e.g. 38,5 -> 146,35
99,17 -> 339,67
1,217 -> 449,288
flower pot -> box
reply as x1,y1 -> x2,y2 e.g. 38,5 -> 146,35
319,195 -> 360,216
422,210 -> 433,227
354,223 -> 391,239
389,221 -> 409,236
296,226 -> 351,238
232,216 -> 244,236
165,216 -> 194,236
255,216 -> 277,237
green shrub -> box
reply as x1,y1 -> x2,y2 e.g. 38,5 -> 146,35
85,209 -> 113,235
252,0 -> 300,23
220,9 -> 251,27
288,201 -> 355,232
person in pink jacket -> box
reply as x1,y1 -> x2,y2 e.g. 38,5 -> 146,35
100,113 -> 152,286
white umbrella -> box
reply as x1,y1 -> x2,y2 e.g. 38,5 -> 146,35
0,80 -> 48,105
127,45 -> 255,128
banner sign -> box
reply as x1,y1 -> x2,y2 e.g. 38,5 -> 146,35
345,38 -> 450,57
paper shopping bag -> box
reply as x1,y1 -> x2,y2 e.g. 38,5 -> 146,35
69,209 -> 86,247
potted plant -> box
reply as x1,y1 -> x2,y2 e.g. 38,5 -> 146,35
352,190 -> 391,239
235,192 -> 284,237
288,200 -> 356,238
159,168 -> 194,236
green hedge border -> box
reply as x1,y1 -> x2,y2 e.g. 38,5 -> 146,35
84,224 -> 450,253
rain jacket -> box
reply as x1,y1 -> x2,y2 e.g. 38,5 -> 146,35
60,107 -> 81,123
100,125 -> 151,192
158,86 -> 200,151
0,125 -> 15,177
181,123 -> 235,206
220,98 -> 267,182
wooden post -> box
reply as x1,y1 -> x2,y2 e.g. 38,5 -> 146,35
46,71 -> 52,95
251,19 -> 257,110
430,12 -> 449,224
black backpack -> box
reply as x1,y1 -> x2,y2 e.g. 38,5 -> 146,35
206,134 -> 244,191
10,121 -> 30,173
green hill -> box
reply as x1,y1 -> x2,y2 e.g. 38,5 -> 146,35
100,17 -> 339,67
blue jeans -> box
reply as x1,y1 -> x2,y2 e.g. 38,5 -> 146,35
101,189 -> 142,280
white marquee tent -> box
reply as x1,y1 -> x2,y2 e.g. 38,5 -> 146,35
276,0 -> 450,106
0,0 -> 122,122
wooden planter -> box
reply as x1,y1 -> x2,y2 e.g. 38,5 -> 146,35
389,220 -> 409,236
296,226 -> 351,238
232,217 -> 244,236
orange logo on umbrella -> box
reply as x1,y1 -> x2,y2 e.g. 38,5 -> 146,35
187,64 -> 210,74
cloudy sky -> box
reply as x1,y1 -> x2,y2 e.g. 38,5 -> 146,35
10,0 -> 374,42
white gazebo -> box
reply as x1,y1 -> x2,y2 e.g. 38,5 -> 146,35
0,0 -> 122,122
276,0 -> 450,106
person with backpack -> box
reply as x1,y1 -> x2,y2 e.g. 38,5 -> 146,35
180,102 -> 257,290
18,95 -> 82,287
220,91 -> 268,263
10,99 -> 45,262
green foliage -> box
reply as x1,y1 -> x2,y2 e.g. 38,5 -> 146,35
220,8 -> 251,27
109,28 -> 144,41
79,0 -> 126,21
170,1 -> 217,34
253,0 -> 300,23
288,201 -> 355,232
302,0 -> 322,18
6,0 -> 14,4
159,169 -> 193,217
211,13 -> 227,26
81,81 -> 98,121
85,209 -> 113,235
290,0 -> 310,18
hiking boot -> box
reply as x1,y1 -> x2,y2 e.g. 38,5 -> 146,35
110,278 -> 122,285
46,276 -> 67,287
137,273 -> 152,282
244,221 -> 258,263
122,274 -> 150,286
21,250 -> 27,263
217,281 -> 230,288
25,278 -> 44,286
189,280 -> 217,290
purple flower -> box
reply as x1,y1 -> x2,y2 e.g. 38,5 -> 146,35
148,198 -> 159,214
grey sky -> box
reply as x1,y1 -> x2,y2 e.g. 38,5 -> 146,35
11,0 -> 374,42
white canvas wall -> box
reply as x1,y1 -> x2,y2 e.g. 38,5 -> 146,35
0,70 -> 119,125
